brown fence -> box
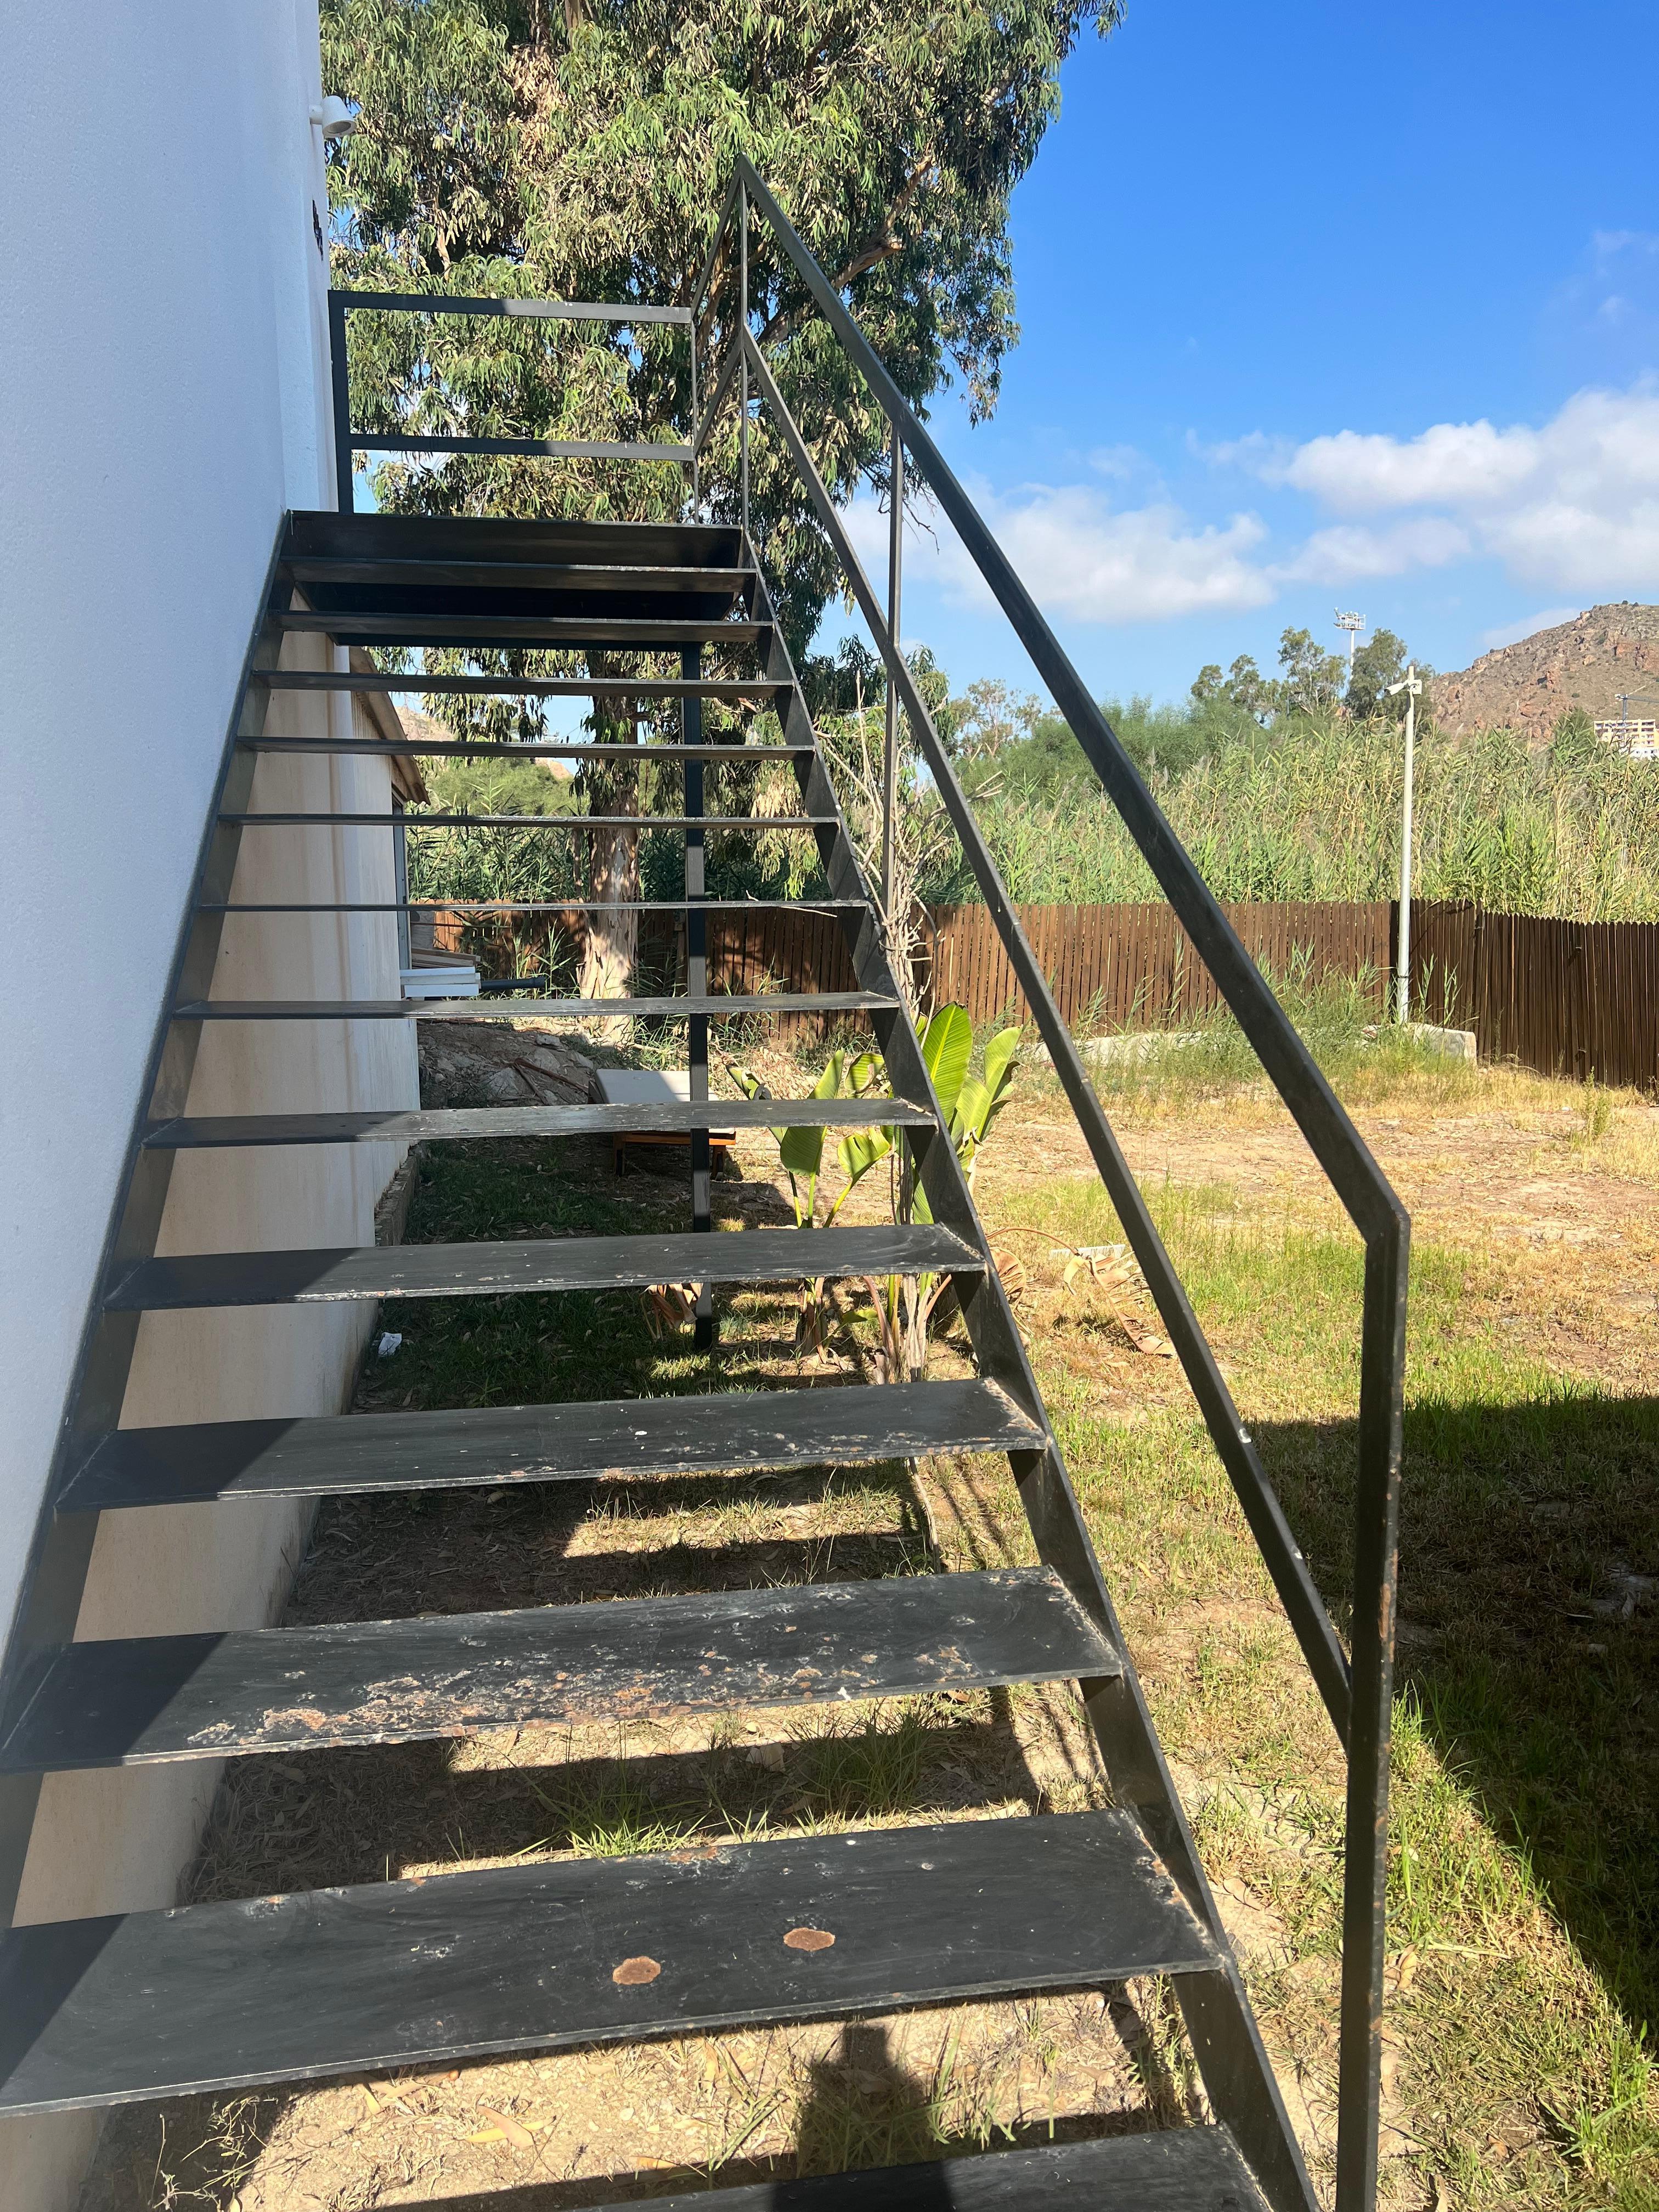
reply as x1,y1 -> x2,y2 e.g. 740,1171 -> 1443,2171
432,893 -> 1659,1086
1410,901 -> 1659,1089
921,900 -> 1393,1029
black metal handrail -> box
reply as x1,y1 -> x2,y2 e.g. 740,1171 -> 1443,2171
326,290 -> 697,514
695,160 -> 1408,2212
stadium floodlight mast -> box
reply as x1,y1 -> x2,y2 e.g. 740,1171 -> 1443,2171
1384,664 -> 1423,1024
1334,608 -> 1365,673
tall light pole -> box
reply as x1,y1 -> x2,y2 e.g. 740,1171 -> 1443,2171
1335,608 -> 1365,679
1384,664 -> 1423,1023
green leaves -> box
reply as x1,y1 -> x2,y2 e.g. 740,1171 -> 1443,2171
919,1004 -> 972,1121
322,0 -> 1121,645
952,1023 -> 1020,1181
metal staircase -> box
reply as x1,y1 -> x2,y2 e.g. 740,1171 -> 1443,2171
0,168 -> 1409,2212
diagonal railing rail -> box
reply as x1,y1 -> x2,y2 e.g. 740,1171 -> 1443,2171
693,159 -> 1409,2212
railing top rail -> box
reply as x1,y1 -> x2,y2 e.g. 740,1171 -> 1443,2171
724,155 -> 1405,1249
690,173 -> 745,320
330,289 -> 692,327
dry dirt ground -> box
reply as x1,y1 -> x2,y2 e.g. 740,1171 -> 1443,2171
75,1038 -> 1659,2212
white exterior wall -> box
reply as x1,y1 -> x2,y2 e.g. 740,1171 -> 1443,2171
0,8 -> 417,2205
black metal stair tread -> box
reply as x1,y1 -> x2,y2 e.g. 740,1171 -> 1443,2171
266,673 -> 782,699
105,1224 -> 984,1312
285,557 -> 752,594
61,1378 -> 1047,1512
173,992 -> 895,1022
143,1098 -> 936,1147
0,1810 -> 1214,2114
0,1568 -> 1118,1773
241,737 -> 808,760
274,612 -> 769,643
585,2131 -> 1268,2212
223,812 -> 827,829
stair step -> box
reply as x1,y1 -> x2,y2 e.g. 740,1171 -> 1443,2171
242,736 -> 809,761
266,672 -> 781,700
143,1098 -> 935,1148
105,1223 -> 983,1313
584,2131 -> 1268,2212
285,557 -> 752,596
172,992 -> 896,1022
272,613 -> 768,645
224,812 -> 828,829
0,1568 -> 1116,1773
61,1378 -> 1046,1513
0,1810 -> 1214,2114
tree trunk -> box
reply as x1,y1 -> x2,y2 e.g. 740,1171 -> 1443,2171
577,656 -> 640,1040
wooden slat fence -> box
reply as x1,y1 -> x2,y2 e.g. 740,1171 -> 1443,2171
1409,901 -> 1659,1090
429,891 -> 1659,1086
921,901 -> 1393,1029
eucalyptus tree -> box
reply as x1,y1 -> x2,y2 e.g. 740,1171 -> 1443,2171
323,0 -> 1120,989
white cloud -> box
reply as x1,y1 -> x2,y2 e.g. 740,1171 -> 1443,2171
1273,516 -> 1470,584
849,479 -> 1283,624
1479,606 -> 1581,649
849,481 -> 1274,628
1222,381 -> 1659,596
834,377 -> 1659,643
973,487 -> 1274,624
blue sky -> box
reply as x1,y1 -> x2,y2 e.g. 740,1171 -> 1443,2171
854,0 -> 1659,708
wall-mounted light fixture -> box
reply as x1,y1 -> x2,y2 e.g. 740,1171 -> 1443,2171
309,96 -> 358,142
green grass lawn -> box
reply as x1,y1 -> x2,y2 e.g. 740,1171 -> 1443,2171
320,1070 -> 1659,2207
989,1167 -> 1659,2206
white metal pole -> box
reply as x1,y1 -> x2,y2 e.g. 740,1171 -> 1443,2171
1396,665 -> 1417,1025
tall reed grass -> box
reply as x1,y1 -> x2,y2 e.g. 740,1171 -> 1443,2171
944,716 -> 1659,922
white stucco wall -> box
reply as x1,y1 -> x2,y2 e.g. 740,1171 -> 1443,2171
0,7 -> 420,2206
0,2 -> 340,1669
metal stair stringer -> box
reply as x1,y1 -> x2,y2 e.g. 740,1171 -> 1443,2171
0,524 -> 292,1929
745,551 -> 1321,2212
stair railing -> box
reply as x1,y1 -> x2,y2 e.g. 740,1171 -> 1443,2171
325,290 -> 698,514
693,159 -> 1408,2212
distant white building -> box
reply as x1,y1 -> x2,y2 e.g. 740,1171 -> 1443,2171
1594,718 -> 1659,760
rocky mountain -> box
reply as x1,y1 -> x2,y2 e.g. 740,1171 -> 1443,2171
1431,603 -> 1659,744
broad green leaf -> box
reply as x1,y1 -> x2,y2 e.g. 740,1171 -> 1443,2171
777,1122 -> 827,1181
983,1026 -> 1022,1103
920,1004 -> 972,1120
847,1053 -> 885,1098
836,1122 -> 893,1185
814,1053 -> 847,1101
774,1053 -> 842,1186
954,1074 -> 993,1147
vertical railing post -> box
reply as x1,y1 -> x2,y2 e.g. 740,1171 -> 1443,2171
682,644 -> 714,1351
882,418 -> 903,926
738,186 -> 751,544
688,303 -> 701,519
1335,1221 -> 1408,2212
327,290 -> 354,515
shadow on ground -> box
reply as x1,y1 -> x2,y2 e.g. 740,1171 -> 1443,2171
1255,1386 -> 1659,2034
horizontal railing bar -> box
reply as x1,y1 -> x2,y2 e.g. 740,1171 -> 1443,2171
241,737 -> 804,763
739,159 -> 1402,1248
266,672 -> 779,699
222,812 -> 827,830
351,434 -> 694,464
271,613 -> 765,643
202,898 -> 867,915
330,289 -> 692,326
744,328 -> 1355,1741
